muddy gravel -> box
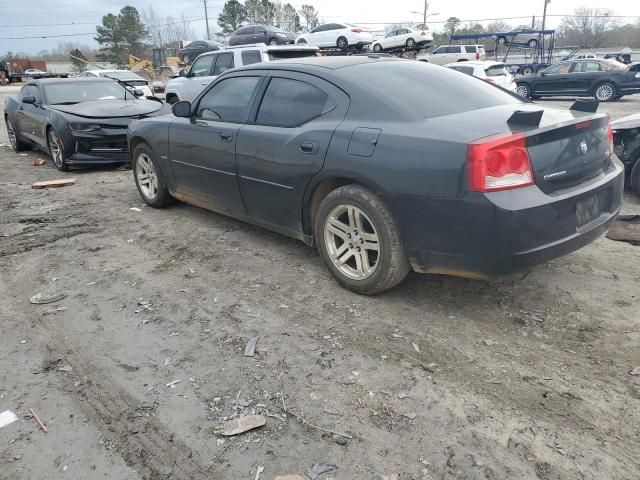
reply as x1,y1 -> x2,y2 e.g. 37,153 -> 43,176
1,86 -> 639,480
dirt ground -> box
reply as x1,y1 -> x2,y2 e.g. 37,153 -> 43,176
1,85 -> 639,480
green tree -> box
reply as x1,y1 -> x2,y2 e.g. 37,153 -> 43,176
559,7 -> 617,47
244,0 -> 275,25
299,4 -> 318,31
95,6 -> 148,64
69,48 -> 88,73
281,3 -> 300,32
218,0 -> 247,34
443,16 -> 461,38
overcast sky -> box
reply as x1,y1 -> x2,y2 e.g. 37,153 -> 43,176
2,0 -> 640,54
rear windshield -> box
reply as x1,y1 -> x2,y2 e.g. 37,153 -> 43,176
464,46 -> 477,53
268,50 -> 318,61
344,61 -> 522,119
485,65 -> 507,76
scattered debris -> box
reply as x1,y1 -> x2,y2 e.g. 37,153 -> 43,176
397,393 -> 408,399
402,412 -> 417,420
254,466 -> 265,480
135,300 -> 153,313
274,476 -> 305,480
29,292 -> 67,305
29,408 -> 48,433
129,207 -> 142,212
391,333 -> 404,338
630,366 -> 640,376
166,379 -> 181,388
31,178 -> 77,189
19,340 -> 27,344
219,414 -> 266,436
206,440 -> 236,470
546,441 -> 566,455
307,463 -> 337,479
163,358 -> 171,366
412,342 -> 420,353
85,281 -> 96,286
0,410 -> 18,429
334,435 -> 348,445
382,474 -> 400,480
32,158 -> 46,166
606,215 -> 640,245
483,339 -> 497,346
244,337 -> 258,357
57,364 -> 73,372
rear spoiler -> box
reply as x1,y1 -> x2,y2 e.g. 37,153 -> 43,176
570,99 -> 599,113
507,110 -> 544,126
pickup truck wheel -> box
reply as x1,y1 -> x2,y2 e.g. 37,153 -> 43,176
48,127 -> 68,171
594,82 -> 617,102
133,143 -> 174,208
315,185 -> 410,295
5,118 -> 30,152
631,160 -> 640,197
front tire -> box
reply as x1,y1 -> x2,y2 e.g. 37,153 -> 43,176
521,66 -> 535,75
132,143 -> 174,208
406,38 -> 416,48
336,36 -> 348,49
373,43 -> 383,53
594,82 -> 617,102
48,127 -> 68,171
497,36 -> 507,45
5,118 -> 30,152
297,38 -> 307,44
515,83 -> 531,98
268,38 -> 278,46
527,39 -> 538,48
315,185 -> 410,295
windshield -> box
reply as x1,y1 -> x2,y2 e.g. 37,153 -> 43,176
266,26 -> 285,33
99,71 -> 145,81
44,81 -> 135,104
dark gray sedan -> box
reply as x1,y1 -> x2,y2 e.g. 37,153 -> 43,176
128,56 -> 624,294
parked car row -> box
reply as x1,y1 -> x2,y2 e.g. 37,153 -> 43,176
4,55 -> 627,294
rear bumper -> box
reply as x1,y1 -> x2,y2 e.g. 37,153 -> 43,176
389,157 -> 625,279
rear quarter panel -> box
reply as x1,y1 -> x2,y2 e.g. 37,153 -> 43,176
128,117 -> 173,187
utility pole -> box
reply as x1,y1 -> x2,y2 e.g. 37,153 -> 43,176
541,0 -> 550,32
531,15 -> 536,29
203,0 -> 211,40
423,0 -> 428,30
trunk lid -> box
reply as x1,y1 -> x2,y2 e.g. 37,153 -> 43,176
423,104 -> 611,194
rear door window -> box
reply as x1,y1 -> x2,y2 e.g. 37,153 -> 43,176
485,65 -> 508,76
196,77 -> 260,122
256,77 -> 332,127
545,63 -> 572,74
213,53 -> 234,75
449,65 -> 474,75
577,62 -> 602,72
241,50 -> 262,66
464,46 -> 477,53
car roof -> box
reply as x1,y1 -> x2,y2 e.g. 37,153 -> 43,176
198,43 -> 317,55
233,55 -> 400,73
446,60 -> 503,67
30,77 -> 115,85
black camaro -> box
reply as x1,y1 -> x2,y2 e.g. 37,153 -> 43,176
4,78 -> 169,171
515,59 -> 640,102
128,57 -> 623,294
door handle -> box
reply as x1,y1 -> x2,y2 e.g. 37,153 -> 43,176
200,82 -> 209,86
218,131 -> 233,142
18,106 -> 23,111
300,141 -> 318,154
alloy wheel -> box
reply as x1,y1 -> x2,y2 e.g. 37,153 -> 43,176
324,205 -> 380,280
48,130 -> 64,168
136,153 -> 159,200
373,44 -> 382,52
269,39 -> 278,46
595,83 -> 614,101
407,38 -> 416,48
516,85 -> 530,98
337,37 -> 348,49
6,120 -> 17,150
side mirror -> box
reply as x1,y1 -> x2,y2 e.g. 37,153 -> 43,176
259,29 -> 267,34
133,89 -> 145,97
22,95 -> 36,105
179,69 -> 187,77
540,72 -> 546,76
172,100 -> 192,118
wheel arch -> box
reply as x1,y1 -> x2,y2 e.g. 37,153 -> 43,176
302,173 -> 387,240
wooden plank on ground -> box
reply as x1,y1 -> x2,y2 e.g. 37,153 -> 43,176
32,178 -> 77,189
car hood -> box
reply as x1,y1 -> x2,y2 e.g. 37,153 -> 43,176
48,99 -> 164,119
611,112 -> 640,130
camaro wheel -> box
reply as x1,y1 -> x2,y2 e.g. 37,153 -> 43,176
406,38 -> 416,48
133,143 -> 173,208
336,36 -> 348,49
5,118 -> 30,152
373,43 -> 383,52
48,127 -> 68,171
315,185 -> 410,294
515,83 -> 531,98
594,82 -> 617,102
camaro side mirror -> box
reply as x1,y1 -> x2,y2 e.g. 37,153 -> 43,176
172,100 -> 192,118
22,95 -> 36,105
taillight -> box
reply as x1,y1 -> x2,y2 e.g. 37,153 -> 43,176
476,51 -> 480,60
468,133 -> 535,192
484,78 -> 495,84
420,31 -> 427,36
608,123 -> 614,155
351,28 -> 362,33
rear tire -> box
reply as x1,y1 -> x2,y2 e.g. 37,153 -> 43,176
5,117 -> 30,152
527,39 -> 538,48
315,185 -> 410,295
336,36 -> 348,49
406,38 -> 416,48
297,38 -> 307,44
132,143 -> 174,208
521,66 -> 535,75
630,160 -> 640,197
268,38 -> 278,46
373,43 -> 383,53
497,36 -> 507,45
515,83 -> 531,98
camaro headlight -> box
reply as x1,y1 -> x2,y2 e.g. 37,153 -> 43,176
68,123 -> 101,132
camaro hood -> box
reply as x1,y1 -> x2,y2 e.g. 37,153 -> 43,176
48,99 -> 164,119
611,112 -> 640,130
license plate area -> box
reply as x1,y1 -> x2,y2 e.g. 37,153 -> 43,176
576,194 -> 602,228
